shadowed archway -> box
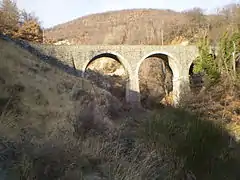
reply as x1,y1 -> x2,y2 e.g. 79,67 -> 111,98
137,53 -> 177,108
189,63 -> 204,94
82,52 -> 130,102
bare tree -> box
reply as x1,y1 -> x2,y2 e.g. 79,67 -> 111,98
20,9 -> 39,23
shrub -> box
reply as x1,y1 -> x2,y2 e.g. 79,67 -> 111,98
194,31 -> 240,87
0,0 -> 43,42
15,20 -> 43,43
218,31 -> 240,79
193,36 -> 220,83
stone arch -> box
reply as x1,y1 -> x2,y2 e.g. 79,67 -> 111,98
81,52 -> 132,102
236,53 -> 240,71
189,63 -> 195,76
137,52 -> 179,78
187,59 -> 195,74
137,52 -> 179,107
188,62 -> 204,93
82,52 -> 131,78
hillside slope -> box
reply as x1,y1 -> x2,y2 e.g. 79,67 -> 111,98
0,36 -> 127,136
0,38 -> 76,138
1,38 -> 240,179
45,9 -> 190,45
0,38 -> 126,178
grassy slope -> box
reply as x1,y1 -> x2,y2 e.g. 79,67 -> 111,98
1,39 -> 240,180
0,38 -> 78,139
0,38 -> 131,179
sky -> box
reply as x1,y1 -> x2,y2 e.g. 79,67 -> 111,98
12,0 -> 239,28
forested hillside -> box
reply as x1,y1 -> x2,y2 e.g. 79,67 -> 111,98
45,5 -> 240,45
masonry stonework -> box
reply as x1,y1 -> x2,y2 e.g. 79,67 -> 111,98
30,44 -> 199,106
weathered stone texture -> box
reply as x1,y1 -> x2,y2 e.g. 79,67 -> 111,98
30,44 -> 199,106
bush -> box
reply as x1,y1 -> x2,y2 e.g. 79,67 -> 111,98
194,31 -> 240,87
218,31 -> 240,78
193,36 -> 220,83
15,20 -> 43,43
0,0 -> 43,42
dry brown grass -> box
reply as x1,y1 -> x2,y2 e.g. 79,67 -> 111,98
0,39 -> 123,179
0,38 -> 76,137
1,39 -> 240,180
182,76 -> 240,140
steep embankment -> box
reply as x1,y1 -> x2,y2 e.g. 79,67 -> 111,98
0,38 -> 75,138
0,38 -> 125,178
0,36 -> 127,136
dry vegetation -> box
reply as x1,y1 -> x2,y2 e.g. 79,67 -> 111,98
45,5 -> 240,45
0,0 -> 43,42
1,31 -> 240,179
1,1 -> 240,180
0,38 -> 125,179
46,9 -> 187,44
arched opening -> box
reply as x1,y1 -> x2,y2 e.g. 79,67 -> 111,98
189,62 -> 204,94
188,53 -> 217,94
138,53 -> 174,109
83,53 -> 129,102
236,54 -> 240,72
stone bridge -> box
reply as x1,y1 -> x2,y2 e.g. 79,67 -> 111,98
31,44 -> 199,106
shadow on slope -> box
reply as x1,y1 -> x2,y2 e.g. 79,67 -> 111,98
0,33 -> 82,77
1,105 -> 240,180
137,107 -> 240,180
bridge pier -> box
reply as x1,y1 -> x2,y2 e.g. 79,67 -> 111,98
125,73 -> 141,108
125,73 -> 191,108
172,75 -> 191,106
